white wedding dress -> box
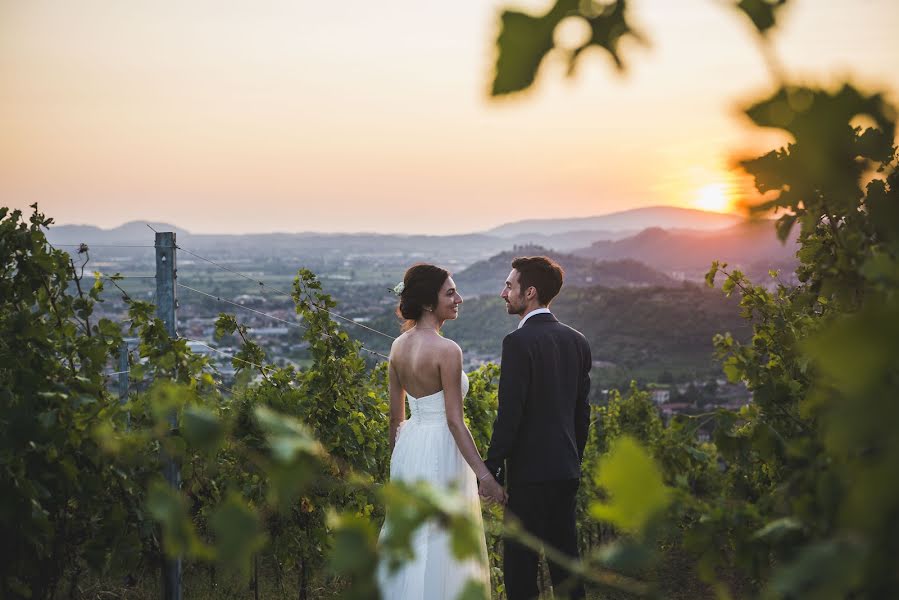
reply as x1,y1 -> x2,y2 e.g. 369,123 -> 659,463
377,372 -> 490,599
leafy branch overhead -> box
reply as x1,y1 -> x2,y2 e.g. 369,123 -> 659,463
736,0 -> 788,35
491,0 -> 796,98
741,84 -> 897,237
491,0 -> 646,96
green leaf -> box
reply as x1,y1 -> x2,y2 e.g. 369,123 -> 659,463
685,445 -> 711,463
736,0 -> 787,35
705,261 -> 720,287
589,435 -> 671,534
130,362 -> 146,381
752,516 -> 803,543
492,8 -> 558,96
722,356 -> 742,383
181,406 -> 226,453
209,494 -> 266,574
254,406 -> 324,463
38,409 -> 58,429
146,480 -> 210,559
775,213 -> 797,242
157,351 -> 176,370
327,512 -> 379,600
148,381 -> 192,422
455,579 -> 490,600
214,313 -> 239,340
594,538 -> 654,573
750,422 -> 784,461
570,0 -> 646,73
448,513 -> 483,561
722,276 -> 736,295
492,0 -> 642,96
765,539 -> 866,599
266,462 -> 318,509
328,512 -> 378,575
803,299 -> 899,397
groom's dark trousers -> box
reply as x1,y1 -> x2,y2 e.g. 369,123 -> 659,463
484,312 -> 591,600
505,479 -> 583,600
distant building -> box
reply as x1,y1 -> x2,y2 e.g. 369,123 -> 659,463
252,327 -> 289,336
234,294 -> 266,305
647,384 -> 671,405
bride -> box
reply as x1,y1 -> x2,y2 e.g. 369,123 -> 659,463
377,264 -> 505,599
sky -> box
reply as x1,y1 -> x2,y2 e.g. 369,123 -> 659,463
2,0 -> 897,235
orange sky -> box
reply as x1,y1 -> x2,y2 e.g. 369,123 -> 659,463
2,0 -> 897,234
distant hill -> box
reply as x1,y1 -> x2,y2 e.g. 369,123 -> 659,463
42,221 -> 628,269
501,229 -> 633,251
42,209 -> 791,281
485,206 -> 743,237
44,222 -> 619,254
44,221 -> 189,245
572,220 -> 798,278
355,282 -> 752,387
453,245 -> 676,297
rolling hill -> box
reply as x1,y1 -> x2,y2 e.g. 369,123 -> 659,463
485,206 -> 743,237
571,220 -> 798,278
353,282 -> 751,388
452,245 -> 676,297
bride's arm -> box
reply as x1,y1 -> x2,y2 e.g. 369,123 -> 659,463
440,342 -> 492,480
387,356 -> 406,453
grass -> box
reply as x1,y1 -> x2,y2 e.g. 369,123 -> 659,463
72,566 -> 347,600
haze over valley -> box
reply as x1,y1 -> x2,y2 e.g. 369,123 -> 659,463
46,205 -> 788,406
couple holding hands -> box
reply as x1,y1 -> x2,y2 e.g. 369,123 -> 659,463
378,256 -> 592,600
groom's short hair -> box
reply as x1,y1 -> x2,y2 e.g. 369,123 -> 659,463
511,256 -> 564,306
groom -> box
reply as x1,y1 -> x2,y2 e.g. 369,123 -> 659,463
481,256 -> 592,600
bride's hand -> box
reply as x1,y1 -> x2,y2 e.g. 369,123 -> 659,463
478,475 -> 507,506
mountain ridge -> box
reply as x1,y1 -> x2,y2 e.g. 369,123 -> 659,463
45,205 -> 747,243
453,244 -> 677,297
572,220 -> 798,277
485,206 -> 744,237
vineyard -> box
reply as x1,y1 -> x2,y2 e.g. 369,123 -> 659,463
3,0 -> 899,599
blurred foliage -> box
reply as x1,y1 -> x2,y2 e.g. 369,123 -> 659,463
0,206 -> 152,599
492,0 -> 899,596
590,435 -> 672,535
492,0 -> 646,95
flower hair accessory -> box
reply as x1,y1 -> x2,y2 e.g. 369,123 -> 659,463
392,281 -> 405,296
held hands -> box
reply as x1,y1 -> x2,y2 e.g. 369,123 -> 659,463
477,473 -> 508,506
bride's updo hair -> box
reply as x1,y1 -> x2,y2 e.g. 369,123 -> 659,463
396,263 -> 450,331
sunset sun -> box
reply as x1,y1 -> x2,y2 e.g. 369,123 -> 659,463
694,183 -> 733,213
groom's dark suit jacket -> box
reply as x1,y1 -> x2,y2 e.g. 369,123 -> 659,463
485,312 -> 592,486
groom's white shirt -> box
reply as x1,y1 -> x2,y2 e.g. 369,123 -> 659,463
518,307 -> 552,329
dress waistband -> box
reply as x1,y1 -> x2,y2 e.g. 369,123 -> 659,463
405,414 -> 448,426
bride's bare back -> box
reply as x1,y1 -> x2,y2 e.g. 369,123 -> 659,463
389,328 -> 454,398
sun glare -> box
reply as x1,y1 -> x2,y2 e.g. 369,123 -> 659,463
694,183 -> 732,213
